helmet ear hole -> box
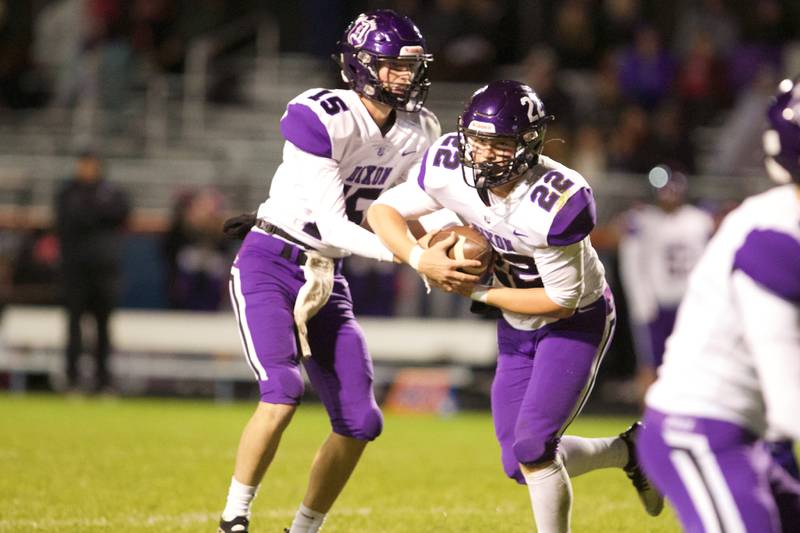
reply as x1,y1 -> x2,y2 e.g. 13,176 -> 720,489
357,51 -> 372,65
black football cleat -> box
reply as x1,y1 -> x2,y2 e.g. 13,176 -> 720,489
218,515 -> 249,533
620,422 -> 664,516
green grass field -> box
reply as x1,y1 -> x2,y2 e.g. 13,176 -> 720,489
0,394 -> 680,532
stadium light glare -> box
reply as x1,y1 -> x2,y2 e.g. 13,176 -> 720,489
648,165 -> 670,189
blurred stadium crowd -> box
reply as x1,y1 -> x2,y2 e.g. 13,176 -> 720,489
1,0 -> 798,170
1,0 -> 799,389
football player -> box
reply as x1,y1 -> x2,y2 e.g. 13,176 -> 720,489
618,171 -> 714,401
367,80 -> 663,532
217,10 -> 444,533
637,78 -> 800,532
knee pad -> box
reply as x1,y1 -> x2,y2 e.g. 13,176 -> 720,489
513,435 -> 559,467
359,406 -> 384,441
501,451 -> 526,485
258,365 -> 304,404
333,404 -> 384,441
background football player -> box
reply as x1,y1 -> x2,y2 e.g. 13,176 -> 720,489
618,171 -> 714,402
217,10 -> 442,533
368,80 -> 663,532
637,78 -> 800,532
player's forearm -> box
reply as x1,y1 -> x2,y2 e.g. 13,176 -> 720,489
366,203 -> 418,263
477,286 -> 575,318
316,214 -> 394,262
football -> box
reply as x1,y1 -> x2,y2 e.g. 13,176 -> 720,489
428,225 -> 495,276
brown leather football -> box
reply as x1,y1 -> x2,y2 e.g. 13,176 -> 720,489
428,225 -> 495,276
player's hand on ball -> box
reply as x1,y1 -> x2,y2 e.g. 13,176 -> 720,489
426,276 -> 477,296
417,232 -> 482,286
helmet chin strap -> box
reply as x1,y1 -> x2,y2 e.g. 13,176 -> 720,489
478,186 -> 491,206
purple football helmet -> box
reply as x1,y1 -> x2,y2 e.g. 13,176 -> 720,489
458,80 -> 554,204
337,10 -> 432,113
764,77 -> 800,185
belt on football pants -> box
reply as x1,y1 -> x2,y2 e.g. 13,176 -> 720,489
255,219 -> 309,266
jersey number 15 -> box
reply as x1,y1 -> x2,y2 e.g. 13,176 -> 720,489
309,89 -> 349,116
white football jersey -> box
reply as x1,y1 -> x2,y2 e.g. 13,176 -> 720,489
257,88 -> 440,260
646,185 -> 800,438
375,132 -> 607,331
619,204 -> 714,322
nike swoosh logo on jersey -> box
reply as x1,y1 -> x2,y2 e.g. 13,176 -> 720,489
401,150 -> 417,156
512,229 -> 527,237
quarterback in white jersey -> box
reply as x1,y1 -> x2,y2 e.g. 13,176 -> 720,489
217,11 -> 439,533
257,86 -> 439,260
638,78 -> 800,533
368,80 -> 663,532
618,174 -> 714,396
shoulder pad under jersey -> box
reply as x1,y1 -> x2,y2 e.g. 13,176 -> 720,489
733,229 -> 800,303
415,132 -> 461,192
526,161 -> 597,246
279,88 -> 356,159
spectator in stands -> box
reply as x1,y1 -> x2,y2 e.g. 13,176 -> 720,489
676,31 -> 732,129
618,25 -> 675,111
550,0 -> 600,69
586,52 -> 626,134
10,228 -> 60,305
672,0 -> 738,59
162,187 -> 232,311
54,151 -> 130,393
606,104 -> 653,173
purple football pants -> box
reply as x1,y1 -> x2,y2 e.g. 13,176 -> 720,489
647,306 -> 678,368
638,408 -> 800,533
491,289 -> 616,484
229,230 -> 383,441
632,305 -> 678,369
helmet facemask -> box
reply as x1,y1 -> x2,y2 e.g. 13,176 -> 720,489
343,49 -> 432,112
458,123 -> 547,204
